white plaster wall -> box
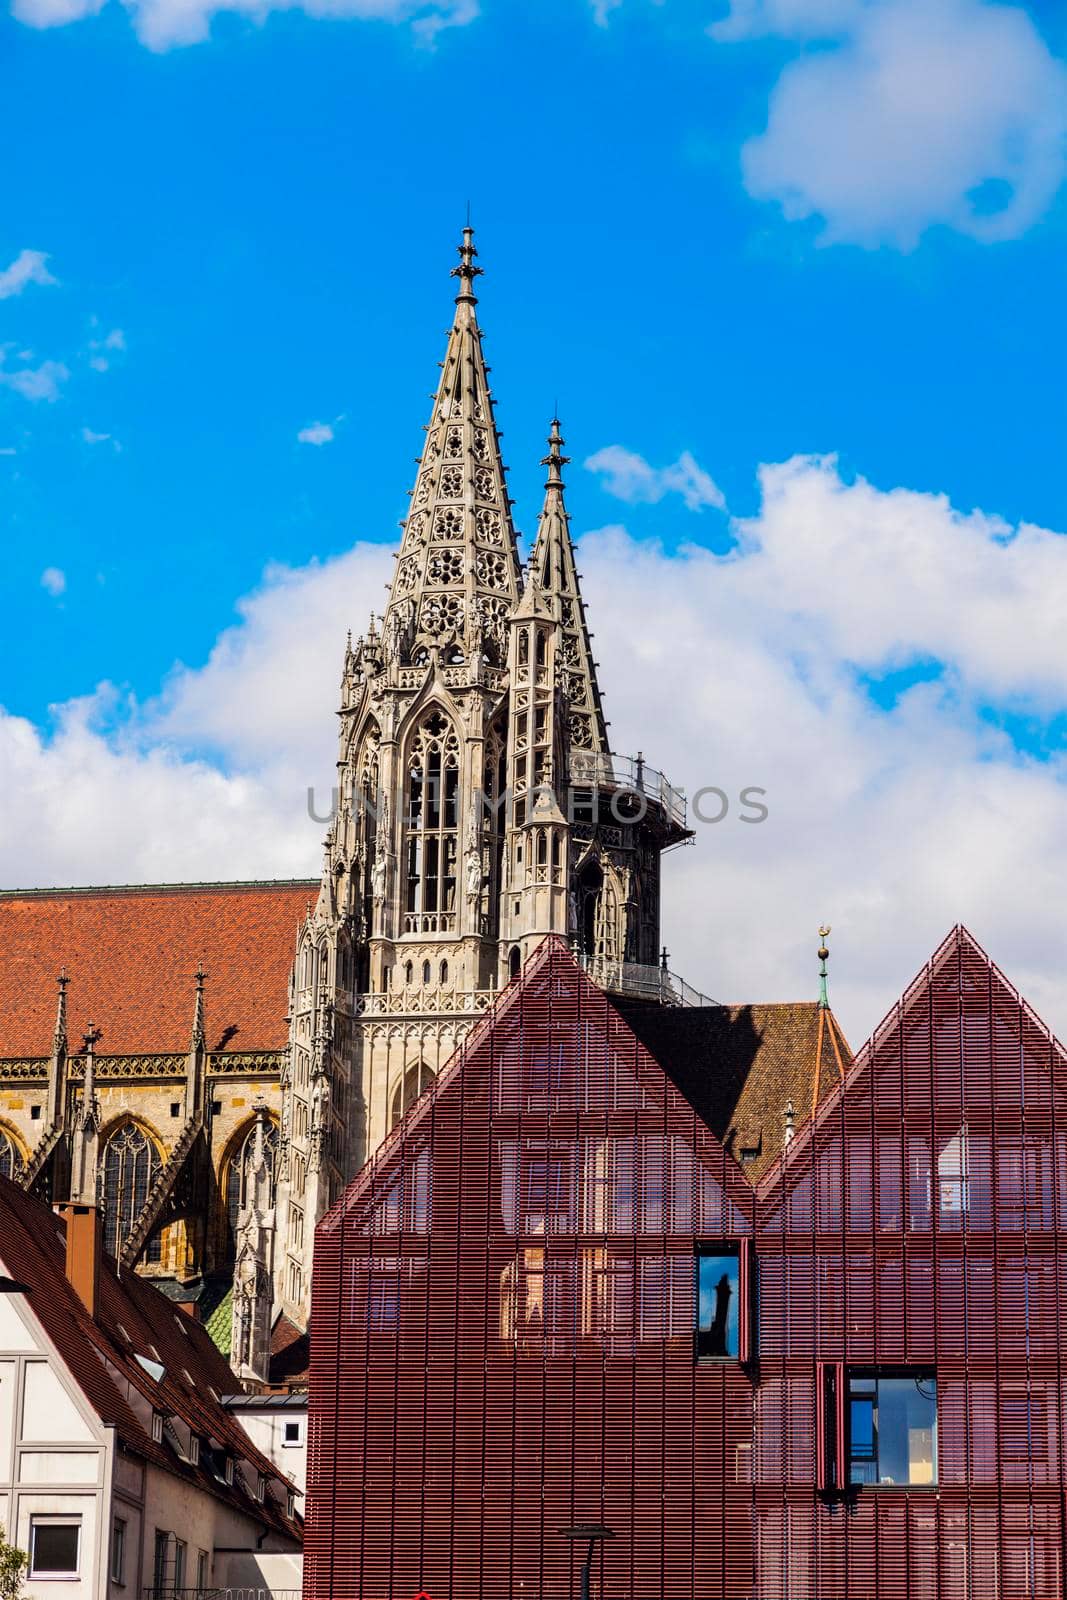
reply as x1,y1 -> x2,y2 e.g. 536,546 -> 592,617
230,1409 -> 307,1505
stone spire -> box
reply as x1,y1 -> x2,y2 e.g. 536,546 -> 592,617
190,961 -> 206,1052
525,418 -> 609,756
70,1021 -> 102,1205
382,227 -> 522,669
52,968 -> 69,1056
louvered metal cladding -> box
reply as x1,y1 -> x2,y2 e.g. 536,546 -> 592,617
307,928 -> 1067,1600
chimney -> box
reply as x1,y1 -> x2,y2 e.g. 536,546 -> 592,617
55,1202 -> 102,1320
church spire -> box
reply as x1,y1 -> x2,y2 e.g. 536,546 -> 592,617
382,227 -> 522,670
525,417 -> 609,756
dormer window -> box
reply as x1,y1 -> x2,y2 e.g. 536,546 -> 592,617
151,1411 -> 164,1444
189,1436 -> 200,1466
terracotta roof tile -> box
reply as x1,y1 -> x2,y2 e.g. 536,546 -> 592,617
0,881 -> 316,1057
612,998 -> 852,1181
0,1175 -> 301,1541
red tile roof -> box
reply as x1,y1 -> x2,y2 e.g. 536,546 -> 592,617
0,881 -> 316,1057
0,1176 -> 301,1541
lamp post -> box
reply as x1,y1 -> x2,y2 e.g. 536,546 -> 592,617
558,1523 -> 615,1600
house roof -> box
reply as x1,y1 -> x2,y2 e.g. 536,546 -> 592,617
612,997 -> 851,1180
0,1175 -> 302,1542
0,881 -> 316,1058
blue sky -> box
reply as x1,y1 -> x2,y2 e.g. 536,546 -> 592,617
3,0 -> 1067,1041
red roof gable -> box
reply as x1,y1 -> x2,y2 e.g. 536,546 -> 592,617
0,1176 -> 301,1541
0,881 -> 316,1057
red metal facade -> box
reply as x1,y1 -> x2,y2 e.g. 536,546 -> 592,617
307,929 -> 1067,1599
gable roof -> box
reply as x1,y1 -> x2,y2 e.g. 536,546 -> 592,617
755,923 -> 1067,1200
612,998 -> 850,1180
325,939 -> 827,1238
0,881 -> 316,1058
0,1175 -> 301,1541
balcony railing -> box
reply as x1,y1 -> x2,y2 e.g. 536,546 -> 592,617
569,750 -> 688,831
579,954 -> 718,1009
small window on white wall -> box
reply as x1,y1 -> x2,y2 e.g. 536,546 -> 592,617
30,1517 -> 81,1578
283,1418 -> 303,1447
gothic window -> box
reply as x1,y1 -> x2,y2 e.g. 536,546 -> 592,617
390,1062 -> 434,1131
357,722 -> 381,947
102,1122 -> 163,1263
439,960 -> 449,984
404,710 -> 460,919
0,1126 -> 25,1181
224,1120 -> 280,1251
482,719 -> 507,938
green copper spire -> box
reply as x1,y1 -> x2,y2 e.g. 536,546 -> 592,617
818,925 -> 831,1009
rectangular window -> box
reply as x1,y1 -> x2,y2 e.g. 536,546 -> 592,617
196,1550 -> 209,1591
110,1518 -> 126,1585
173,1539 -> 186,1590
696,1242 -> 750,1360
283,1418 -> 303,1446
30,1519 -> 81,1578
847,1371 -> 937,1486
153,1531 -> 169,1592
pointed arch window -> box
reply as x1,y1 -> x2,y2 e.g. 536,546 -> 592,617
390,1063 -> 434,1131
0,1127 -> 25,1182
356,721 -> 381,937
225,1120 -> 280,1247
102,1122 -> 162,1263
404,710 -> 460,921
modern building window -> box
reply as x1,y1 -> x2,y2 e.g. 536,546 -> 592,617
848,1371 -> 937,1486
102,1120 -> 162,1262
696,1244 -> 745,1359
110,1518 -> 127,1585
30,1517 -> 81,1578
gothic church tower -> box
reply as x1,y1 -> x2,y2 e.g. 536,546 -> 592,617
275,231 -> 690,1324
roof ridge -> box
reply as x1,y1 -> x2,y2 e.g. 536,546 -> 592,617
0,879 -> 319,899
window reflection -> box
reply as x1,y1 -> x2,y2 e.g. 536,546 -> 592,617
696,1248 -> 739,1359
848,1372 -> 937,1486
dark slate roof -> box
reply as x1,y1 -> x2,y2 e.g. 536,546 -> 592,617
611,997 -> 851,1180
0,1176 -> 301,1543
0,881 -> 316,1058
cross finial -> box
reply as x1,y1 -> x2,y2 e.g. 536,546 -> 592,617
817,925 -> 831,1009
451,225 -> 482,305
541,417 -> 570,490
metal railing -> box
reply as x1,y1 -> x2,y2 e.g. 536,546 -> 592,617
579,954 -> 718,1008
143,1589 -> 301,1600
569,750 -> 688,831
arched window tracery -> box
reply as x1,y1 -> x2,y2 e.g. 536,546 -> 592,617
390,1062 -> 434,1131
225,1119 -> 280,1247
404,710 -> 460,925
0,1126 -> 26,1182
102,1121 -> 163,1263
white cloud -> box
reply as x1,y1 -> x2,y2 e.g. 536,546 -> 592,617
6,459 -> 1067,1051
40,567 -> 66,597
725,0 -> 1067,247
12,0 -> 477,50
585,444 -> 726,511
590,0 -> 622,23
0,250 -> 57,300
0,351 -> 70,403
81,427 -> 112,445
88,327 -> 126,373
297,421 -> 335,446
